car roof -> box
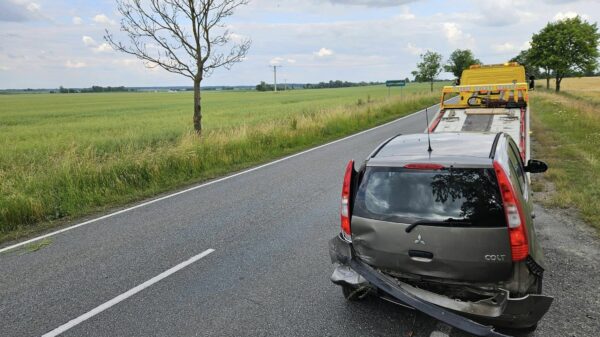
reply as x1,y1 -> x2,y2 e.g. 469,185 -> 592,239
368,132 -> 498,167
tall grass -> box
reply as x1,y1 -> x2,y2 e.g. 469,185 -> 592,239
530,86 -> 600,233
0,84 -> 442,241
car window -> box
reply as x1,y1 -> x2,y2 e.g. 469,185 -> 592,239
507,142 -> 527,196
353,167 -> 505,227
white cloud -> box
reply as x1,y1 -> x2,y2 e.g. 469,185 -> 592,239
228,32 -> 248,43
270,57 -> 284,65
0,65 -> 9,71
65,60 -> 86,69
72,16 -> 83,25
82,36 -> 96,47
267,57 -> 297,65
93,43 -> 112,53
314,47 -> 334,57
493,42 -> 516,52
93,13 -> 116,26
81,36 -> 112,53
553,11 -> 589,21
395,6 -> 415,20
405,42 -> 423,56
25,2 -> 39,13
442,22 -> 475,48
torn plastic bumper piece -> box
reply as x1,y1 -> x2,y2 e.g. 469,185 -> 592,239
329,235 -> 510,337
350,258 -> 511,337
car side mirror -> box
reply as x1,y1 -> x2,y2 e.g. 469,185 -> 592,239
524,159 -> 548,173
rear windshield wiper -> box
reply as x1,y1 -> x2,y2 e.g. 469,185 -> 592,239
405,218 -> 472,233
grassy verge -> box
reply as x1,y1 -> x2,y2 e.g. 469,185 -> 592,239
530,90 -> 600,233
0,89 -> 440,243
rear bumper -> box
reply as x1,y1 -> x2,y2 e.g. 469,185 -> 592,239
329,235 -> 553,335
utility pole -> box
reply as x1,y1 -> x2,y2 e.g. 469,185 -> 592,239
270,65 -> 281,92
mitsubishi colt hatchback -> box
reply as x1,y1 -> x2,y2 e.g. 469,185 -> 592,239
329,132 -> 552,335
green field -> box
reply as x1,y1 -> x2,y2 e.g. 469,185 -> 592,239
0,83 -> 444,241
530,77 -> 600,233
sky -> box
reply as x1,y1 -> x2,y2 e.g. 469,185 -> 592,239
0,0 -> 599,89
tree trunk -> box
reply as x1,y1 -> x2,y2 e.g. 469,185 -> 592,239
555,73 -> 561,92
193,78 -> 202,135
546,68 -> 550,89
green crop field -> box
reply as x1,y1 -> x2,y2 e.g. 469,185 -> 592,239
0,83 -> 444,241
531,76 -> 600,233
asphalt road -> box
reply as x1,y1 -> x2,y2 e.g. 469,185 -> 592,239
1,103 -> 598,337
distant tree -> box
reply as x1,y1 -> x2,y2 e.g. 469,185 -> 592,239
105,0 -> 251,135
256,81 -> 273,92
444,49 -> 480,79
510,49 -> 542,80
404,77 -> 410,83
414,51 -> 443,92
529,16 -> 600,92
411,70 -> 422,82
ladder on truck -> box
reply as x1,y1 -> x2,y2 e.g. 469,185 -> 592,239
428,82 -> 530,162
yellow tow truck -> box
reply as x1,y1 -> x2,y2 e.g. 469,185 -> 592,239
428,63 -> 530,161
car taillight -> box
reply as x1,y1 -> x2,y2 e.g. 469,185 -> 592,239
340,160 -> 354,242
404,163 -> 444,170
493,161 -> 528,261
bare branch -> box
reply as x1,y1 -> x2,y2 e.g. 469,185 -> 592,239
104,0 -> 250,80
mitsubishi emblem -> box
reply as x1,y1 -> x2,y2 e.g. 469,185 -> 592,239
414,234 -> 425,245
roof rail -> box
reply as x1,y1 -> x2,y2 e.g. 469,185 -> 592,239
370,133 -> 401,158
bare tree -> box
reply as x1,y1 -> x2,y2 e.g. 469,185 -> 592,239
105,0 -> 251,135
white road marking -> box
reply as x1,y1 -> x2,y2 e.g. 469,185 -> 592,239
41,248 -> 215,337
0,103 -> 439,254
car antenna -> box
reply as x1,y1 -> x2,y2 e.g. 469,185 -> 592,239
425,107 -> 433,153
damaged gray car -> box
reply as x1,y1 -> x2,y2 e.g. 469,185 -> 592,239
329,132 -> 553,336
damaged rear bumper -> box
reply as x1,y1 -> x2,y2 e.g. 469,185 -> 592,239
329,235 -> 553,336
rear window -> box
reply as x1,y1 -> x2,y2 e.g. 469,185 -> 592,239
353,167 -> 505,227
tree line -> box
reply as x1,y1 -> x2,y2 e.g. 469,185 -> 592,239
255,80 -> 386,91
57,86 -> 133,93
412,16 -> 599,92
